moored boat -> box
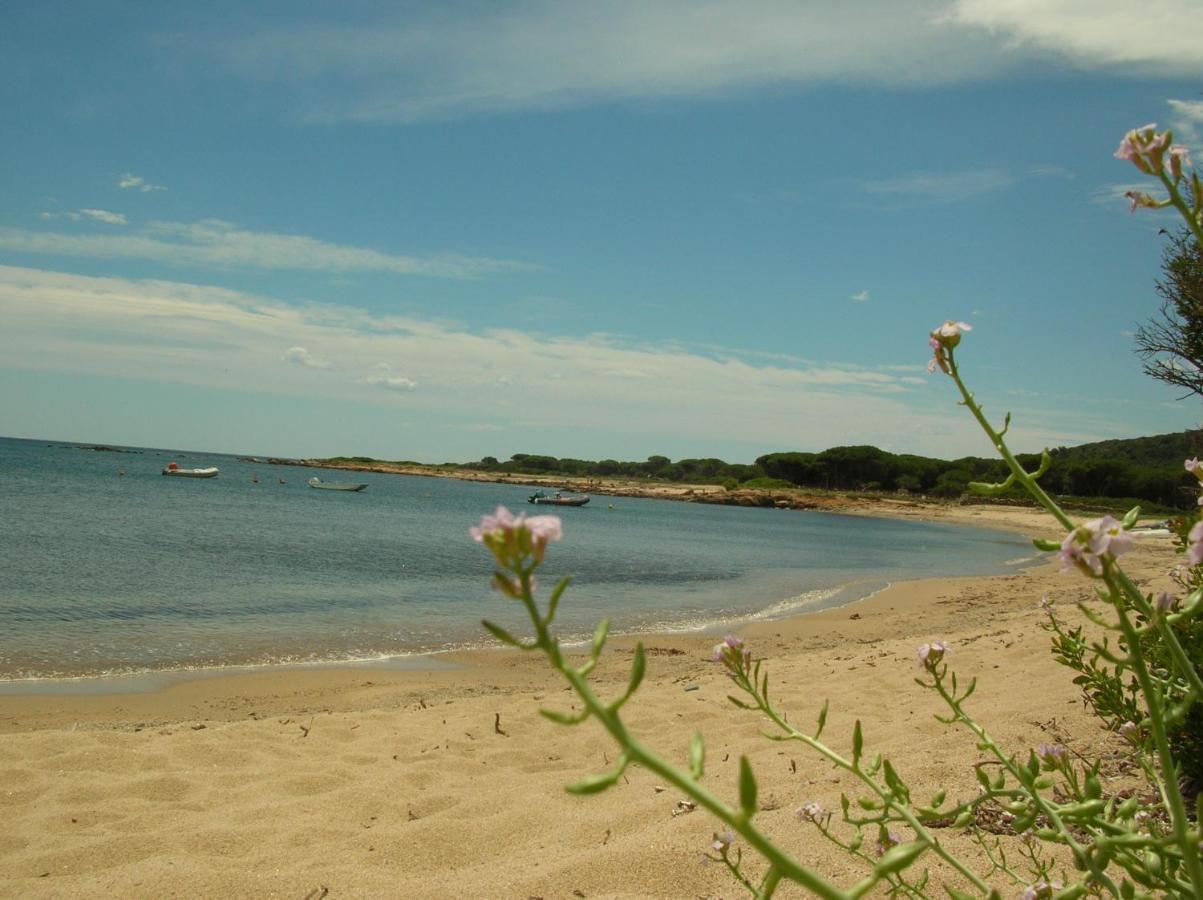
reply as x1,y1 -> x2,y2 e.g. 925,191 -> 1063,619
308,476 -> 368,492
162,462 -> 219,478
528,489 -> 589,507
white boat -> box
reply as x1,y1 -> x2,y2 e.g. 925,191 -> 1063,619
162,462 -> 219,478
528,489 -> 589,507
308,477 -> 368,492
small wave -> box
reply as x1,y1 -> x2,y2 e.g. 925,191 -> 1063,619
748,587 -> 847,619
1003,554 -> 1044,566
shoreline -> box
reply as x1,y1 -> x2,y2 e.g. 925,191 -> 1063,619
0,503 -> 1180,897
0,501 -> 1041,693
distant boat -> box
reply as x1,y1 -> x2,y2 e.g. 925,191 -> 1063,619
308,476 -> 367,492
528,489 -> 589,507
162,462 -> 219,478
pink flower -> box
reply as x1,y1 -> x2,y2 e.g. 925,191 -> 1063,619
711,830 -> 735,852
1057,537 -> 1103,577
1058,517 -> 1132,576
917,640 -> 949,669
1118,721 -> 1144,743
927,322 -> 970,375
795,801 -> 827,823
470,505 -> 518,542
874,831 -> 903,857
1036,742 -> 1068,767
1188,519 -> 1203,566
1155,591 -> 1178,614
470,505 -> 563,567
1186,457 -> 1202,475
1124,190 -> 1160,212
1022,881 -> 1062,900
1115,124 -> 1171,174
1170,145 -> 1192,180
1084,515 -> 1134,559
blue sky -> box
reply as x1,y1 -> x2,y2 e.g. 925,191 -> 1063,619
3,1 -> 1203,463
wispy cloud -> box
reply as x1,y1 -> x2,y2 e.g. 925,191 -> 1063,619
282,346 -> 333,369
850,289 -> 870,302
0,264 -> 1034,457
202,2 -> 1008,123
39,208 -> 128,226
0,219 -> 530,279
1168,98 -> 1203,148
944,1 -> 1202,77
196,2 -> 1203,124
118,173 -> 166,192
359,372 -> 417,392
861,168 -> 1016,203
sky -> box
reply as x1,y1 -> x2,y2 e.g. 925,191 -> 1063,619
3,1 -> 1203,464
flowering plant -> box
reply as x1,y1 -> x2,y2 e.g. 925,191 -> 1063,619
467,124 -> 1203,897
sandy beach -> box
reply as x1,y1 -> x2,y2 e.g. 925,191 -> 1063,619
0,503 -> 1181,898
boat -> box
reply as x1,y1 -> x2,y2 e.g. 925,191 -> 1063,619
162,462 -> 219,478
528,489 -> 590,507
308,477 -> 368,492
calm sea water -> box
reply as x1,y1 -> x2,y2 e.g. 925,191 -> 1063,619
0,436 -> 1034,682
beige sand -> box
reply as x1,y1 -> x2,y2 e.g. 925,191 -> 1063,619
0,505 -> 1180,898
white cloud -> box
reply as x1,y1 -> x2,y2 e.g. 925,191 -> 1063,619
862,168 -> 1016,202
200,2 -> 1203,123
359,372 -> 417,392
850,290 -> 870,302
118,173 -> 166,192
0,218 -> 528,279
944,1 -> 1202,77
39,208 -> 128,225
0,264 -> 1021,456
282,346 -> 333,369
1168,98 -> 1203,148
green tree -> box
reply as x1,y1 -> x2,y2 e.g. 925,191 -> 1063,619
1135,228 -> 1203,397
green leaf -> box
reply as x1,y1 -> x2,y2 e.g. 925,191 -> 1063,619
689,731 -> 705,780
566,769 -> 623,795
481,619 -> 527,649
628,643 -> 647,695
590,618 -> 611,659
852,720 -> 864,764
873,841 -> 926,876
815,699 -> 829,738
1032,537 -> 1060,551
539,707 -> 589,726
565,752 -> 629,794
738,756 -> 757,818
545,576 -> 571,625
930,789 -> 945,808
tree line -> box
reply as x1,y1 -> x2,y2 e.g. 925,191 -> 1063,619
452,431 -> 1202,510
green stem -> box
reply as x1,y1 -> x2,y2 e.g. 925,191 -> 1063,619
527,600 -> 853,900
946,354 -> 1073,531
1104,570 -> 1203,897
929,670 -> 1120,895
741,677 -> 993,896
1157,169 -> 1203,248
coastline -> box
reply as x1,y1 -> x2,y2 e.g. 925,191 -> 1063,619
0,503 -> 1180,897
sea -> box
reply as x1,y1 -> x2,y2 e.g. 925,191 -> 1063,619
0,436 -> 1037,688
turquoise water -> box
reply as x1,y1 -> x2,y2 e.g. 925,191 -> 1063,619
0,436 -> 1034,681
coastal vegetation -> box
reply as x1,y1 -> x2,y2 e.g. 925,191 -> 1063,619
323,430 -> 1203,512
